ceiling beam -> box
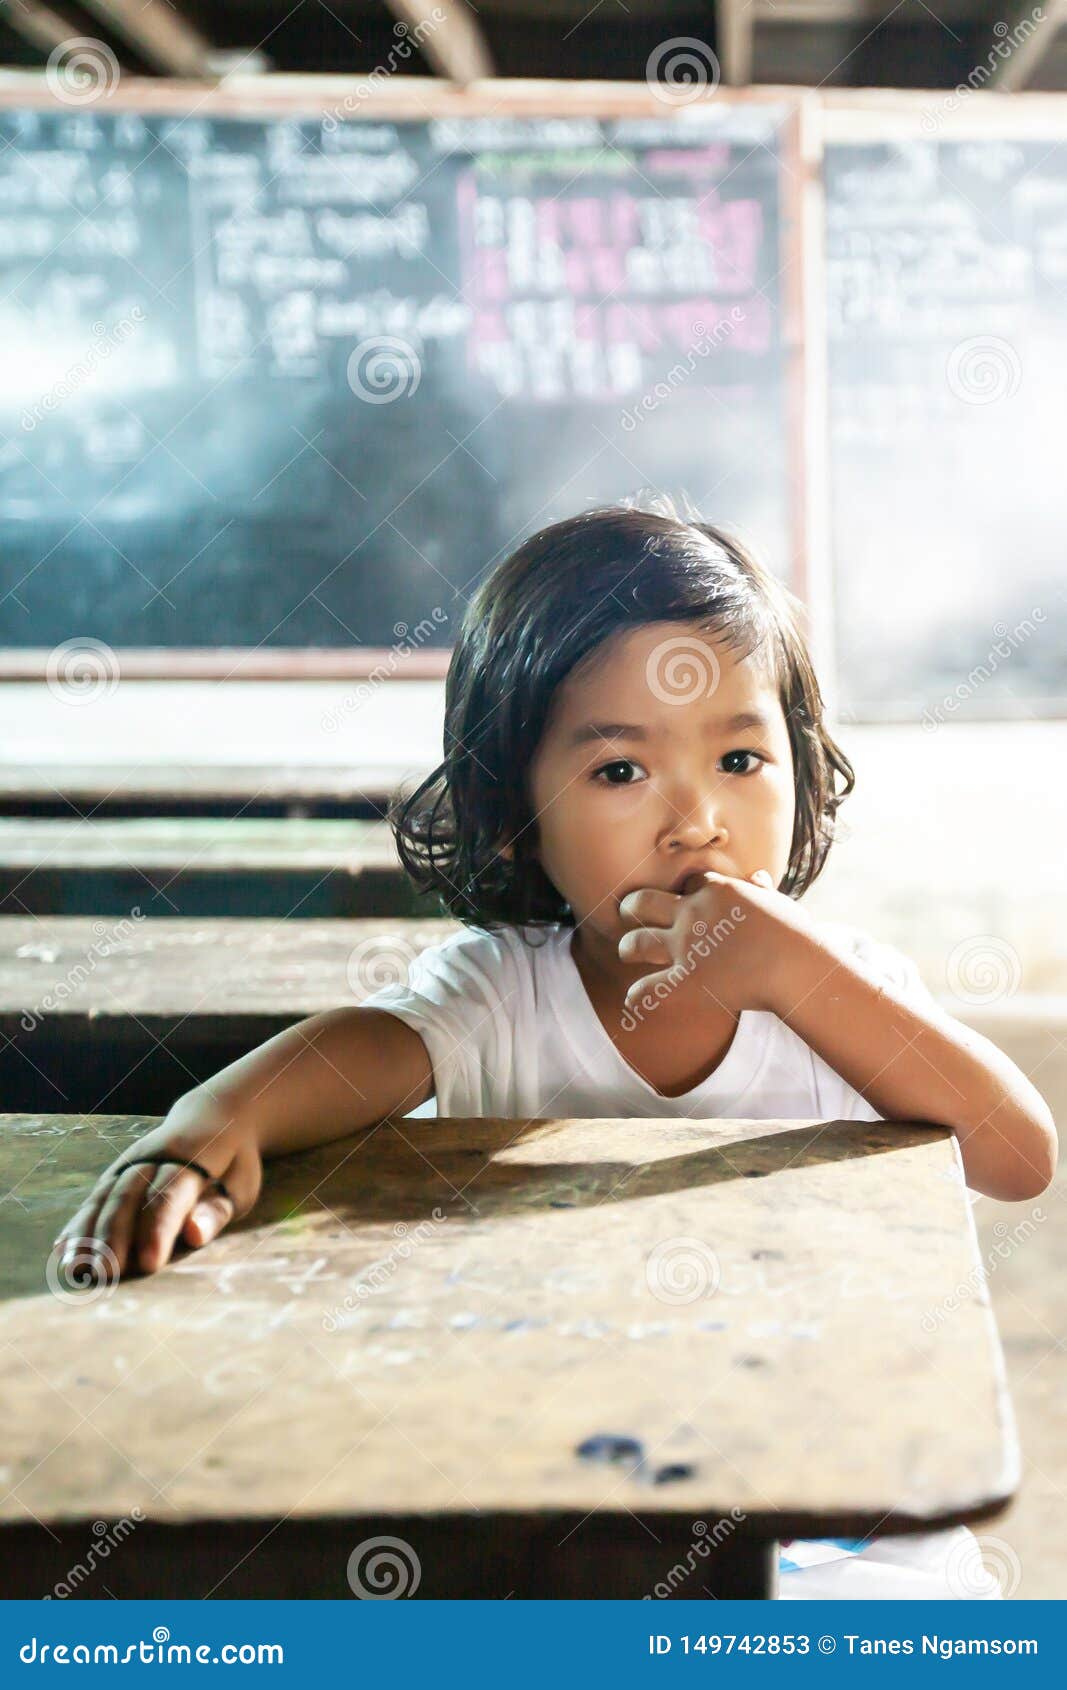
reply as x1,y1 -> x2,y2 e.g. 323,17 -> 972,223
76,0 -> 215,77
0,0 -> 76,54
987,0 -> 1067,89
750,0 -> 978,16
717,0 -> 754,85
384,0 -> 494,83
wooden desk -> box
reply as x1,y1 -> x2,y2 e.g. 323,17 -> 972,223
0,916 -> 457,1115
0,817 -> 420,918
0,1112 -> 1017,1599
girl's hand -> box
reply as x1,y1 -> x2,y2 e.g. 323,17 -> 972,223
49,1116 -> 263,1288
617,868 -> 815,1017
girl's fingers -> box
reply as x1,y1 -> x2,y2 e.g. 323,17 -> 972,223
53,1153 -> 161,1258
52,1164 -> 153,1285
181,1189 -> 235,1250
618,926 -> 673,967
139,1140 -> 260,1268
54,1192 -> 109,1257
52,1138 -> 263,1285
89,1165 -> 159,1280
618,887 -> 680,928
133,1165 -> 219,1275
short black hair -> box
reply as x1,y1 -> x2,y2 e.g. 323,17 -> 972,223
389,503 -> 855,936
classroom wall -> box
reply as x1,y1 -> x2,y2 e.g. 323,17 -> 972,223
3,679 -> 1064,999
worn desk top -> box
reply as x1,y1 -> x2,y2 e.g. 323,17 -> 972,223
0,1110 -> 1018,1540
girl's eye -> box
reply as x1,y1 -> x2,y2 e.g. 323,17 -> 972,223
721,749 -> 765,776
591,751 -> 763,785
591,758 -> 646,785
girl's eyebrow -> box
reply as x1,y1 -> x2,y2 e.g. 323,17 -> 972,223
567,709 -> 772,748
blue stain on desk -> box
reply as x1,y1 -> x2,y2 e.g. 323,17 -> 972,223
575,1435 -> 699,1488
576,1433 -> 644,1465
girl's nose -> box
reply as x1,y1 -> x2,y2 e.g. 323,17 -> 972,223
664,787 -> 728,851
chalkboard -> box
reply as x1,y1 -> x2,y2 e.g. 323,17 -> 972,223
825,134 -> 1067,720
0,99 -> 793,664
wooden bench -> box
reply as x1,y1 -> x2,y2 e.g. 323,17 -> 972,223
3,912 -> 1059,1122
0,916 -> 458,1115
0,1110 -> 1017,1598
0,816 -> 423,918
0,761 -> 418,818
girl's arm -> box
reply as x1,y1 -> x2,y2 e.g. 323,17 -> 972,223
194,1004 -> 435,1158
770,929 -> 1057,1202
52,1008 -> 434,1281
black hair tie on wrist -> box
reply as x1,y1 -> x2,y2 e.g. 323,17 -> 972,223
114,1154 -> 233,1208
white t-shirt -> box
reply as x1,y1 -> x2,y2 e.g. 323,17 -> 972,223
361,918 -> 941,1122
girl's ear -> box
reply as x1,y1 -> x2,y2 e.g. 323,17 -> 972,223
497,837 -> 540,866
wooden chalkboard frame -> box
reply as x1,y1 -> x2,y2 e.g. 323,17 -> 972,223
0,75 -> 807,680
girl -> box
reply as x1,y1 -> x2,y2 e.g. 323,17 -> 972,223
53,503 -> 1053,1599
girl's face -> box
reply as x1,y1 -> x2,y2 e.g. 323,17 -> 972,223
526,621 -> 797,956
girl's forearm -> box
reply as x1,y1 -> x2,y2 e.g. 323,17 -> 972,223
170,1007 -> 434,1160
767,930 -> 1057,1201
